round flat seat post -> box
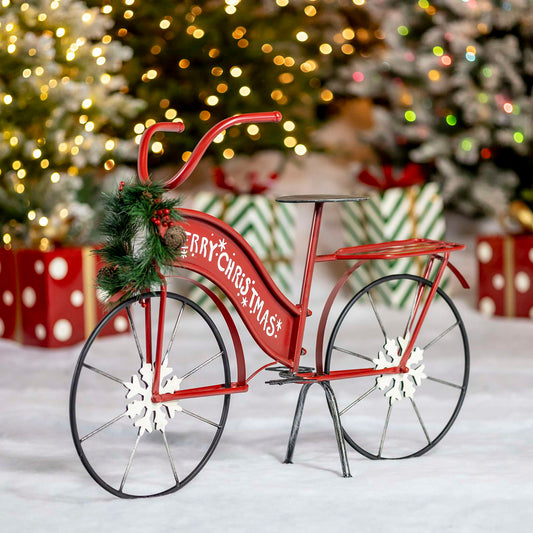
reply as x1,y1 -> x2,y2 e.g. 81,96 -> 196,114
276,194 -> 367,204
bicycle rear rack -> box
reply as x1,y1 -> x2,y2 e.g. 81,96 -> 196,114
335,238 -> 465,261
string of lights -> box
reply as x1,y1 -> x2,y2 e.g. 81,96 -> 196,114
336,0 -> 532,216
0,0 -> 143,249
90,0 -> 378,164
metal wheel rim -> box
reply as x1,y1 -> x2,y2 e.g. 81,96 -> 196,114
70,291 -> 231,498
325,274 -> 470,460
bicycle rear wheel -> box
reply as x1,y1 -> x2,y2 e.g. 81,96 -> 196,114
325,274 -> 469,460
70,292 -> 231,498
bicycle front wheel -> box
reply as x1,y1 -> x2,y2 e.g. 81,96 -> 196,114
70,292 -> 231,498
325,274 -> 469,460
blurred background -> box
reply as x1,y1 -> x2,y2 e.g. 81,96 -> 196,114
1,0 -> 532,242
1,2 -> 533,529
2,0 -> 532,346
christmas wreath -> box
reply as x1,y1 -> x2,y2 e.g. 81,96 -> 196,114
96,180 -> 186,303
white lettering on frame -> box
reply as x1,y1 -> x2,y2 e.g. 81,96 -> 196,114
185,231 -> 283,338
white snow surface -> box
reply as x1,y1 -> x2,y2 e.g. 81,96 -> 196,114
1,180 -> 532,532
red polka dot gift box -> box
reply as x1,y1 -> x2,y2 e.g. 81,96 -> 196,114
477,235 -> 533,319
0,247 -> 129,348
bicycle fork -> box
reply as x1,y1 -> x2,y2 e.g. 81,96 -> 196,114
138,282 -> 168,401
399,253 -> 449,372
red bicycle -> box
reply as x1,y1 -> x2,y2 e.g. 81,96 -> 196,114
70,112 -> 470,498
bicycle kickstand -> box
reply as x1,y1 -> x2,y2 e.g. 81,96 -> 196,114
283,381 -> 352,478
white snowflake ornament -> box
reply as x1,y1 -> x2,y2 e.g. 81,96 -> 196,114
123,358 -> 182,435
373,334 -> 427,405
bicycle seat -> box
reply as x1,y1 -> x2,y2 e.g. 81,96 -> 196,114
276,195 -> 367,203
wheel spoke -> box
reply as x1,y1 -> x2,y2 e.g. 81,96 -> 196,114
410,398 -> 431,444
378,403 -> 392,458
162,430 -> 180,485
422,322 -> 459,351
80,411 -> 128,442
426,375 -> 463,389
120,433 -> 141,492
326,275 -> 469,460
333,345 -> 374,363
82,363 -> 124,385
72,292 -> 232,498
164,302 -> 185,360
340,384 -> 378,416
180,351 -> 223,381
127,305 -> 144,363
367,291 -> 388,342
180,408 -> 221,428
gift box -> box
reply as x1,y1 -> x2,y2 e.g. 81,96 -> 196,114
341,164 -> 447,307
0,247 -> 129,348
477,234 -> 533,319
189,166 -> 296,308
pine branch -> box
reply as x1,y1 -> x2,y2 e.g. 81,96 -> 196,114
95,179 -> 184,304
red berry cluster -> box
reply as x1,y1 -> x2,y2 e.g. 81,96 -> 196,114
118,181 -> 126,192
151,208 -> 175,227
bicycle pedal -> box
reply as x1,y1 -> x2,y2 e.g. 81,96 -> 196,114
265,365 -> 290,372
265,365 -> 316,386
265,365 -> 315,373
265,377 -> 310,386
295,366 -> 314,373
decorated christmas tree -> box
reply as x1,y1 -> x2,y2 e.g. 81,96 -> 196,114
333,0 -> 532,217
0,0 -> 143,250
87,0 -> 377,164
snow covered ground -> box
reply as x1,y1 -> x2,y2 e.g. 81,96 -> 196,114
1,181 -> 532,532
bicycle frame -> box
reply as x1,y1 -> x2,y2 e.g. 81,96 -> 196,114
71,111 -> 472,497
136,112 -> 468,405
150,205 -> 467,405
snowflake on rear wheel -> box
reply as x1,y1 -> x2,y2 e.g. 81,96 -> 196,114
373,334 -> 427,405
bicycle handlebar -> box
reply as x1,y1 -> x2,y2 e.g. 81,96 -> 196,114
137,111 -> 282,189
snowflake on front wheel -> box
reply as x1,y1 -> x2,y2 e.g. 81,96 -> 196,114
123,358 -> 182,435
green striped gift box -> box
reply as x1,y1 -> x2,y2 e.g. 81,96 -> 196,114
187,192 -> 296,309
341,183 -> 448,308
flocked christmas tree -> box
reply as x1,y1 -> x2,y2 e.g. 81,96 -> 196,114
333,0 -> 532,217
0,0 -> 143,250
87,0 -> 378,164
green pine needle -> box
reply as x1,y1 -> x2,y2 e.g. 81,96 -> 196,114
95,180 -> 183,304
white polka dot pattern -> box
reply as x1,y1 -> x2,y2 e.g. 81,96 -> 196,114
22,287 -> 36,308
53,319 -> 72,342
477,241 -> 493,263
515,272 -> 530,293
34,260 -> 45,274
492,274 -> 504,290
35,324 -> 46,340
479,297 -> 496,316
114,316 -> 128,332
49,257 -> 68,280
3,291 -> 14,306
70,290 -> 84,307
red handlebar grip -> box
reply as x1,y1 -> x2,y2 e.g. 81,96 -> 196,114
137,111 -> 282,188
137,122 -> 185,183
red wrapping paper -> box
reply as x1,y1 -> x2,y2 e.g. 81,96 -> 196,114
358,163 -> 426,190
213,167 -> 278,194
477,235 -> 533,318
0,247 -> 128,348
